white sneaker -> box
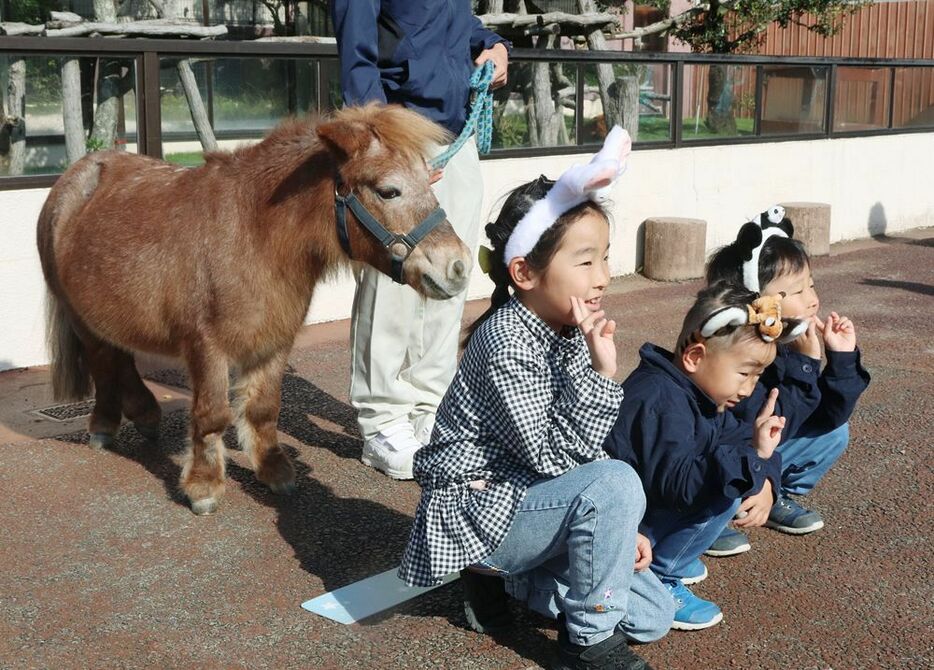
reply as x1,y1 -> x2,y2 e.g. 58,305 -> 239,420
361,422 -> 422,480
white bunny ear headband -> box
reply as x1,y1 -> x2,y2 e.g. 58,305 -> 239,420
500,126 -> 632,266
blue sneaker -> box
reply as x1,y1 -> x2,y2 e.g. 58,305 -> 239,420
664,579 -> 723,631
704,526 -> 751,557
679,558 -> 708,585
766,496 -> 824,534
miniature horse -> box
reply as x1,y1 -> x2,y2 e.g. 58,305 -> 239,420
37,104 -> 472,515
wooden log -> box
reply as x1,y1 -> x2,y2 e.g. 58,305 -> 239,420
577,0 -> 619,130
478,11 -> 619,31
176,59 -> 217,152
49,11 -> 84,24
779,202 -> 832,257
254,35 -> 336,44
643,217 -> 708,281
46,21 -> 228,38
62,58 -> 87,165
90,59 -> 122,150
0,22 -> 44,36
612,73 -> 641,141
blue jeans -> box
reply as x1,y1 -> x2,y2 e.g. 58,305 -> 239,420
478,460 -> 674,646
641,497 -> 740,582
777,423 -> 850,496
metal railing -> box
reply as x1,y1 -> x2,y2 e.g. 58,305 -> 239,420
1,35 -> 932,191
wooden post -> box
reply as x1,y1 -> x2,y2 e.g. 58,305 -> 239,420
577,0 -> 619,131
62,57 -> 87,164
613,74 -> 641,141
530,32 -> 561,146
2,55 -> 26,175
643,217 -> 707,281
779,202 -> 832,257
177,59 -> 218,152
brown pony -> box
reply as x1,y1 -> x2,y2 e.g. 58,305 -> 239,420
37,104 -> 472,515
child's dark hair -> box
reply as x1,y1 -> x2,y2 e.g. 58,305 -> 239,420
463,176 -> 609,347
706,229 -> 810,291
675,280 -> 773,356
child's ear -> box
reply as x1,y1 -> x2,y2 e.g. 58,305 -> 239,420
508,257 -> 537,290
680,342 -> 707,373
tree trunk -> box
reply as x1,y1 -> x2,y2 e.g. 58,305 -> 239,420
89,1 -> 120,150
3,56 -> 26,175
611,72 -> 642,141
530,33 -> 561,146
62,58 -> 87,164
705,64 -> 736,134
577,0 -> 620,130
177,59 -> 217,151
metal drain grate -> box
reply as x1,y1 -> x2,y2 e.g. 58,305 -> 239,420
34,399 -> 95,422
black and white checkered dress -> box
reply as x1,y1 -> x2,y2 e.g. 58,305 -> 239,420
398,296 -> 624,587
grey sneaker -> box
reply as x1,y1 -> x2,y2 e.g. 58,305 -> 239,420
766,496 -> 824,534
704,526 -> 751,557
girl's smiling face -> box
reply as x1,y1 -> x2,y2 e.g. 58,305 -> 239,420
516,211 -> 611,332
763,265 -> 819,319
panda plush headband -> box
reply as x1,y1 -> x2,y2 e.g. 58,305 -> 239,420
737,205 -> 795,294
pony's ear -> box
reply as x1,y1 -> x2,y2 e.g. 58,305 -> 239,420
316,118 -> 372,161
735,221 -> 763,261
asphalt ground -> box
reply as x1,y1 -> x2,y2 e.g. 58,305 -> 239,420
0,231 -> 931,669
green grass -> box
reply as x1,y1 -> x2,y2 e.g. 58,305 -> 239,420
682,116 -> 755,139
165,151 -> 205,167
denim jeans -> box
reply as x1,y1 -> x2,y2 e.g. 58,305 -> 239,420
777,423 -> 850,496
478,460 -> 674,646
641,496 -> 740,582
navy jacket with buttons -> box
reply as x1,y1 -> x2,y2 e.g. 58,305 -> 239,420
604,344 -> 782,515
731,347 -> 870,439
330,0 -> 509,136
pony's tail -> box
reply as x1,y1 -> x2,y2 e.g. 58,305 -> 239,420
46,291 -> 91,402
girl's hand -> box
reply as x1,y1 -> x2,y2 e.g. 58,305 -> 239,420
734,479 -> 773,528
571,296 -> 617,378
754,388 -> 785,459
634,533 -> 652,571
815,312 -> 856,352
791,317 -> 822,360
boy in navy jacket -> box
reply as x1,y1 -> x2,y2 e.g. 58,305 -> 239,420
705,207 -> 870,554
605,282 -> 799,631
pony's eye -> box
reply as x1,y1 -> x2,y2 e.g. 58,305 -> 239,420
376,186 -> 401,200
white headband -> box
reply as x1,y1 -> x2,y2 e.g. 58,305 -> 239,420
742,205 -> 788,293
502,126 -> 631,265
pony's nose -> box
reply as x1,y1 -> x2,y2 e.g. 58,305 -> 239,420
447,258 -> 468,283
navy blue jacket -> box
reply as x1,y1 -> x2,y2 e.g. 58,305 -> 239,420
331,0 -> 508,135
731,347 -> 870,439
604,344 -> 782,514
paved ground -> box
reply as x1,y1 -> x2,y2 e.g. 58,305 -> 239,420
1,231 -> 932,670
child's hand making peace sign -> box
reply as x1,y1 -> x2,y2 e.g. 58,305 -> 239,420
571,296 -> 617,379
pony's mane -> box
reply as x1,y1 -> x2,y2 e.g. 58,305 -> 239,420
204,104 -> 451,169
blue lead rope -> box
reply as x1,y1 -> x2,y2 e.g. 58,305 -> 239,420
429,60 -> 494,170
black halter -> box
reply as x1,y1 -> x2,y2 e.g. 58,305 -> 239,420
334,174 -> 448,284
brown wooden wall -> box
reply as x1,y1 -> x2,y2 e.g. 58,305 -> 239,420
680,1 -> 934,130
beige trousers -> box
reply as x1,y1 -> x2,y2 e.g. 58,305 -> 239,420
349,137 -> 483,441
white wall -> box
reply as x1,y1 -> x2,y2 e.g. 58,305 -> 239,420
2,132 -> 932,370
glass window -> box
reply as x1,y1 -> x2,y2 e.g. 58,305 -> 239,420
833,67 -> 891,132
1,54 -> 138,178
892,67 -> 934,129
159,56 -> 320,167
490,60 -> 578,150
760,65 -> 828,136
580,62 -> 672,144
681,64 -> 756,141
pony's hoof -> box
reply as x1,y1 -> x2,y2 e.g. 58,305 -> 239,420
133,420 -> 160,442
88,432 -> 114,450
268,480 -> 296,495
190,497 -> 218,516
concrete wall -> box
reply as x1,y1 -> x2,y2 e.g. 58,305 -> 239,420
2,131 -> 932,370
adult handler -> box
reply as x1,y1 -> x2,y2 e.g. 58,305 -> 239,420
331,1 -> 510,478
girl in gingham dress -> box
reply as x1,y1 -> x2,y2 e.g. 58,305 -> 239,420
399,129 -> 674,670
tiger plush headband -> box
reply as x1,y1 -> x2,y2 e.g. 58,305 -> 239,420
499,126 -> 632,267
699,294 -> 802,344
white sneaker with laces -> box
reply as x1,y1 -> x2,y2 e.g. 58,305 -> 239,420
361,422 -> 423,480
